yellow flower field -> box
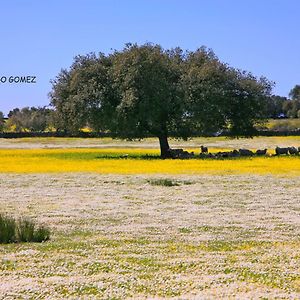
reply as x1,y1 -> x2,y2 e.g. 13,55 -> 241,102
0,148 -> 299,175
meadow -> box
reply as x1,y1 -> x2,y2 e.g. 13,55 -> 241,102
0,136 -> 300,299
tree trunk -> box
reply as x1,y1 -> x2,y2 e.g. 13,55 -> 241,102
158,135 -> 171,158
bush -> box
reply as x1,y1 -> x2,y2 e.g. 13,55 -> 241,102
0,214 -> 50,244
148,178 -> 179,187
147,178 -> 194,187
0,214 -> 16,243
17,219 -> 35,242
31,225 -> 51,242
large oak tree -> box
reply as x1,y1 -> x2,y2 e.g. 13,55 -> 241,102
49,43 -> 272,157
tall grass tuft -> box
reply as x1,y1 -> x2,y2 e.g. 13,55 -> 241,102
0,214 -> 16,243
17,219 -> 35,242
31,225 -> 50,242
147,178 -> 194,187
148,178 -> 179,187
0,214 -> 50,244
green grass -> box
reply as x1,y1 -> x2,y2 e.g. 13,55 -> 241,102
2,233 -> 299,297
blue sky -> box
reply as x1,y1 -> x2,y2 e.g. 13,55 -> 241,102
0,0 -> 299,115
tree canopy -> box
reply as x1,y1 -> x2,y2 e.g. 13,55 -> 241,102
6,107 -> 52,132
49,43 -> 273,157
0,111 -> 5,132
282,85 -> 300,118
289,85 -> 300,101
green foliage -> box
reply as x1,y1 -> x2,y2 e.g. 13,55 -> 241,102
228,74 -> 273,137
17,218 -> 35,242
183,52 -> 273,137
49,53 -> 115,133
0,214 -> 50,244
6,106 -> 53,132
178,227 -> 192,233
267,118 -> 300,131
265,95 -> 287,118
147,178 -> 179,186
110,44 -> 185,140
270,85 -> 300,119
31,225 -> 51,242
262,85 -> 300,119
147,178 -> 193,186
0,111 -> 5,132
50,43 -> 273,156
283,99 -> 300,118
289,85 -> 300,101
0,214 -> 16,243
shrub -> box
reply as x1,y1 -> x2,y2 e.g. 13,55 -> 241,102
147,178 -> 179,187
0,214 -> 50,244
147,178 -> 194,187
31,225 -> 51,242
17,219 -> 35,242
0,214 -> 16,243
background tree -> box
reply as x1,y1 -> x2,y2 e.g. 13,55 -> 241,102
6,108 -> 23,131
29,107 -> 52,132
282,101 -> 300,119
280,85 -> 300,118
0,111 -> 5,132
6,107 -> 51,132
289,85 -> 300,101
265,95 -> 287,118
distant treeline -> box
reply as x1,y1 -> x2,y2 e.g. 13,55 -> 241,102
266,89 -> 300,119
0,107 -> 53,133
0,131 -> 111,138
0,92 -> 300,136
1,87 -> 300,135
2,129 -> 300,139
266,85 -> 300,118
